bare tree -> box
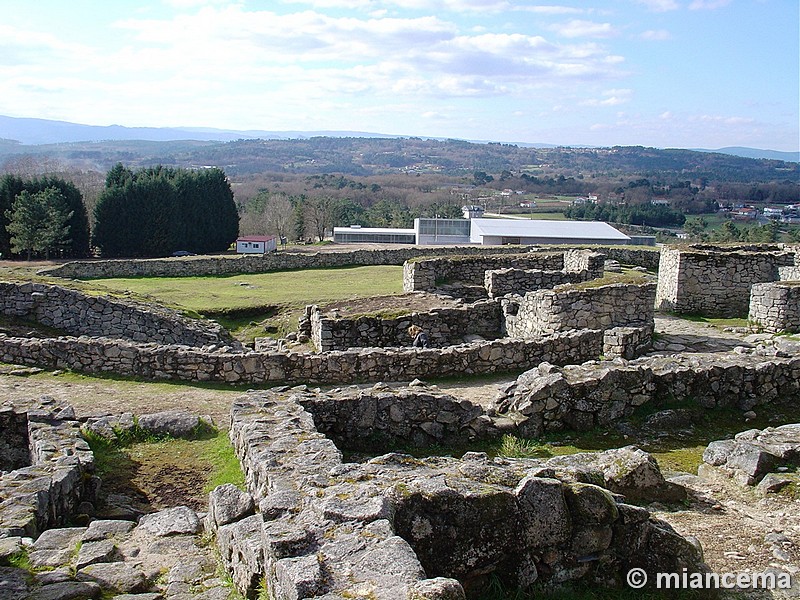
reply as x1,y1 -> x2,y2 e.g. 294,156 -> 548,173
262,193 -> 294,241
305,196 -> 335,242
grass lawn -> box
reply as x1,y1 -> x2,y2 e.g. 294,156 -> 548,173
92,265 -> 404,313
90,265 -> 404,341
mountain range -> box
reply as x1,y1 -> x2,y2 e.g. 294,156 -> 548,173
2,114 -> 796,162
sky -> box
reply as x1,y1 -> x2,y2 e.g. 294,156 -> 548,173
1,0 -> 798,151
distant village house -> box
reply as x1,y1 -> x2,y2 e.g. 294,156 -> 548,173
236,235 -> 277,254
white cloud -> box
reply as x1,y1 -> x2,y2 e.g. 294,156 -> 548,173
639,29 -> 671,41
280,0 -> 513,11
695,114 -> 756,125
689,0 -> 731,9
523,5 -> 585,15
582,88 -> 633,106
549,20 -> 618,39
633,0 -> 680,12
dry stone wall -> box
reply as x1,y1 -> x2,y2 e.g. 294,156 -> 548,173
0,408 -> 31,471
0,328 -> 615,385
0,398 -> 96,538
309,299 -> 502,352
211,389 -> 706,598
503,282 -> 656,338
41,245 -> 659,280
41,245 -> 552,279
655,244 -> 796,317
495,344 -> 800,437
749,282 -> 800,333
485,268 -> 595,299
779,265 -> 800,281
403,253 -> 565,292
0,281 -> 239,349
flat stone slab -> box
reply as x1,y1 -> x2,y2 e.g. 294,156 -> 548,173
137,410 -> 201,438
82,519 -> 136,542
76,539 -> 119,570
0,566 -> 29,600
77,562 -> 148,594
32,527 -> 86,550
136,506 -> 201,537
26,581 -> 102,600
28,547 -> 73,569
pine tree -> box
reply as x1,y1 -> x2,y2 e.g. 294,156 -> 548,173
0,175 -> 89,258
5,188 -> 73,260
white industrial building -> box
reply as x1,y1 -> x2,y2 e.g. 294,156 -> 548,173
469,218 -> 631,246
333,217 -> 635,246
332,226 -> 416,244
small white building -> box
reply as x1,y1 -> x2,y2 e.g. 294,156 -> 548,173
236,235 -> 277,254
461,205 -> 485,219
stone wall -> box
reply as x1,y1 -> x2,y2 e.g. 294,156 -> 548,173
211,389 -> 705,598
41,245 -> 659,280
0,407 -> 30,471
297,386 -> 487,450
495,347 -> 800,438
749,282 -> 800,333
403,252 -> 565,292
562,249 -> 606,275
602,324 -> 655,360
309,299 -> 502,352
485,268 -> 595,299
0,398 -> 96,538
503,282 -> 657,338
0,328 -> 636,385
655,245 -> 796,317
0,281 -> 239,349
41,245 -> 555,279
779,266 -> 800,281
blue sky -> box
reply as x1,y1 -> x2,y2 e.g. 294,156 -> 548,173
1,0 -> 797,150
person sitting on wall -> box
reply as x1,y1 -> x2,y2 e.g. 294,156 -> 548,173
408,325 -> 429,348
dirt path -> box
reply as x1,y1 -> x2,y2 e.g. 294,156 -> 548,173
0,371 -> 241,427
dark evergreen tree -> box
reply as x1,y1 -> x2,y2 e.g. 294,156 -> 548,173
31,176 -> 90,257
0,174 -> 89,258
93,165 -> 238,257
93,174 -> 175,257
0,175 -> 25,258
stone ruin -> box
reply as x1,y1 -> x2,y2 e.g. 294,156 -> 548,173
749,281 -> 800,333
0,281 -> 240,349
0,398 -> 97,539
1,243 -> 800,597
495,338 -> 800,438
701,423 -> 800,490
209,388 -> 706,599
655,243 -> 798,318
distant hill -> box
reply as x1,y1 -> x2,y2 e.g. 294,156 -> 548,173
1,117 -> 798,184
1,114 -> 796,162
692,146 -> 800,163
0,114 -> 403,145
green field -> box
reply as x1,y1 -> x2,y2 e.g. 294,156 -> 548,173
92,265 -> 404,340
94,265 -> 404,313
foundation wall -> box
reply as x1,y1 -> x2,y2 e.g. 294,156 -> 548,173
655,245 -> 796,317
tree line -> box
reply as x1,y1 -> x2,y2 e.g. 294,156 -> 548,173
0,165 -> 239,259
564,202 -> 686,228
